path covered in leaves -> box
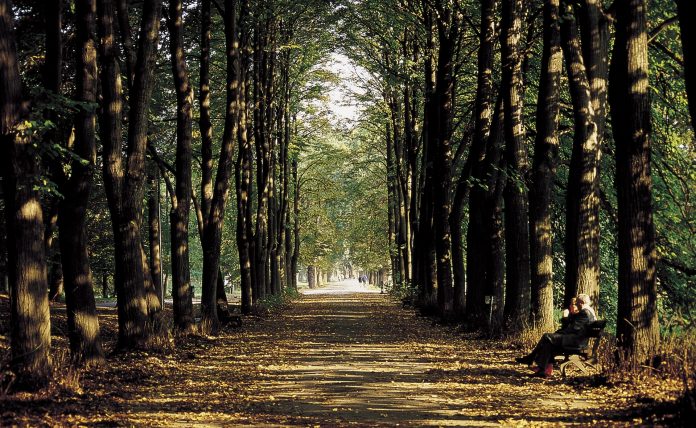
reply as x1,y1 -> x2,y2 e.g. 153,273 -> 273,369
1,281 -> 681,426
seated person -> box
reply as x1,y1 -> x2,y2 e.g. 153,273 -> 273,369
560,297 -> 579,329
515,294 -> 596,377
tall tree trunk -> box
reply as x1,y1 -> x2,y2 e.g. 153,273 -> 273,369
417,7 -> 437,309
529,0 -> 562,332
58,0 -> 104,366
236,125 -> 253,312
97,0 -> 136,347
148,165 -> 162,305
125,0 -> 162,320
431,10 -> 458,315
199,0 -> 213,224
0,0 -> 52,388
609,0 -> 659,367
201,0 -> 239,331
46,204 -> 64,300
561,2 -> 601,311
43,1 -> 63,302
235,31 -> 253,311
98,0 -> 163,349
676,0 -> 696,129
308,265 -> 316,289
501,0 -> 531,328
292,158 -> 300,290
578,0 -> 608,153
462,0 -> 497,322
102,272 -> 109,298
168,0 -> 194,331
115,0 -> 135,87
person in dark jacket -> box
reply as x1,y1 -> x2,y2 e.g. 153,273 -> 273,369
516,294 -> 597,377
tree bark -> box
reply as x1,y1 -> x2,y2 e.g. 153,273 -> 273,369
292,158 -> 300,290
0,0 -> 52,388
529,0 -> 562,333
148,165 -> 162,306
561,1 -> 601,312
201,0 -> 240,331
501,0 -> 531,328
609,0 -> 659,367
199,0 -> 213,228
97,0 -> 135,346
98,0 -> 162,349
308,265 -> 316,289
235,9 -> 253,311
43,1 -> 63,302
427,4 -> 459,316
462,0 -> 497,322
58,0 -> 104,366
167,0 -> 194,331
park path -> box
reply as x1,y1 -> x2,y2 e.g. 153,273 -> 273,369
123,279 -> 623,427
7,280 -> 655,426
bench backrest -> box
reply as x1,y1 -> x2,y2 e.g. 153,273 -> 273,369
585,320 -> 607,338
588,320 -> 607,359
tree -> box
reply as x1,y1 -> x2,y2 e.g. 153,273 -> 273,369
609,0 -> 659,367
0,0 -> 51,388
529,0 -> 562,332
501,0 -> 531,328
97,0 -> 163,349
561,0 -> 601,313
167,0 -> 195,332
457,0 -> 497,321
201,0 -> 240,331
58,0 -> 104,365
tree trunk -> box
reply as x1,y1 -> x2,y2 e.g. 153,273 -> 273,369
148,166 -> 162,306
98,0 -> 162,349
529,0 -> 562,333
561,2 -> 601,311
307,265 -> 316,289
0,0 -> 52,388
417,8 -> 438,310
43,1 -> 63,302
199,0 -> 213,223
292,159 -> 300,290
97,0 -> 139,347
235,70 -> 253,313
167,0 -> 194,332
102,272 -> 108,298
461,0 -> 497,322
58,0 -> 104,366
48,244 -> 64,300
428,5 -> 458,316
501,0 -> 531,328
201,0 -> 239,332
609,0 -> 659,367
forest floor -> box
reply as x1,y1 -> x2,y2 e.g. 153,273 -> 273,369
0,280 -> 688,427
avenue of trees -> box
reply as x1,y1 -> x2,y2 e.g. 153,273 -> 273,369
0,0 -> 349,389
341,0 -> 694,371
0,0 -> 694,391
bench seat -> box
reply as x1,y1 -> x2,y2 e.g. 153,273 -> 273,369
557,320 -> 607,377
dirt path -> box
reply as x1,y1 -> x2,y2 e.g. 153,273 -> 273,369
2,281 -> 678,426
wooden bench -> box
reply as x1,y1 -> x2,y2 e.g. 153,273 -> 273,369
558,320 -> 607,377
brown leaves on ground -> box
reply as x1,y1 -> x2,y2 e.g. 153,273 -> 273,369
0,287 -> 687,426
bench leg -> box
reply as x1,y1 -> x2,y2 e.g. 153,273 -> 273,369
560,355 -> 589,377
